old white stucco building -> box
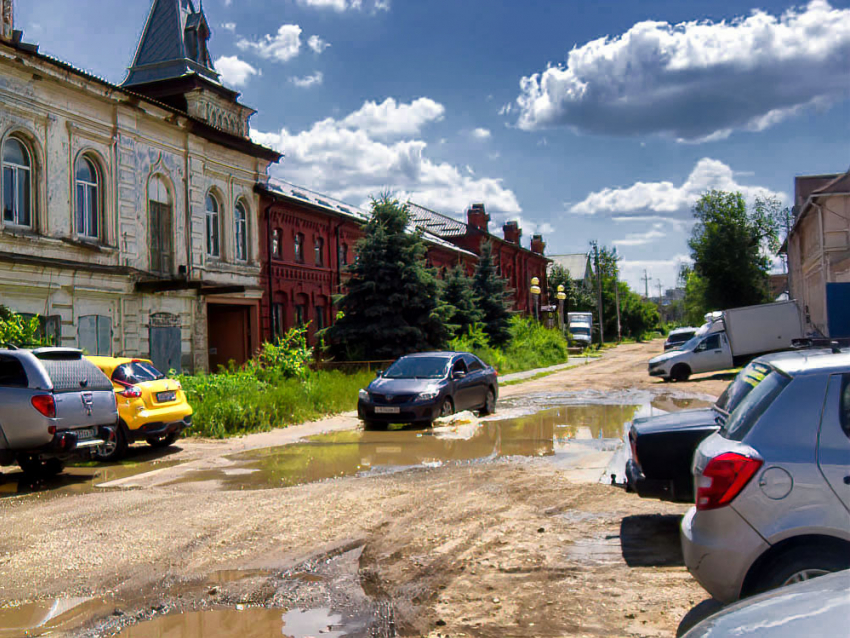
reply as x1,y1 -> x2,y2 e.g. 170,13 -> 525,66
0,0 -> 280,371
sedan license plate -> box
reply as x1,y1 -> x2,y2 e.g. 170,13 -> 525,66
73,428 -> 95,440
374,406 -> 400,414
157,391 -> 177,403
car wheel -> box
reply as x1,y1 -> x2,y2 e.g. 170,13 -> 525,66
671,364 -> 691,382
94,423 -> 128,462
753,546 -> 850,595
18,456 -> 64,477
439,398 -> 454,418
146,432 -> 179,448
480,388 -> 496,416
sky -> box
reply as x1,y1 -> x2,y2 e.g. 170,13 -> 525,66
16,0 -> 850,293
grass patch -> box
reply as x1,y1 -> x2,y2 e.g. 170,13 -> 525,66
500,367 -> 573,386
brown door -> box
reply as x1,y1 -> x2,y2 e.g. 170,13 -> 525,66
208,304 -> 250,370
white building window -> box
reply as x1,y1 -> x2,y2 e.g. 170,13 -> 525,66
205,192 -> 220,258
2,137 -> 33,228
235,199 -> 248,262
78,315 -> 112,355
75,156 -> 100,240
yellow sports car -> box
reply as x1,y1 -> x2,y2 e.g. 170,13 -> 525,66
86,356 -> 193,461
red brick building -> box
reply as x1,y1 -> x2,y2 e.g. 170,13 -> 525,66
256,182 -> 549,344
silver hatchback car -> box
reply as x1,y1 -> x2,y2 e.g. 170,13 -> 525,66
681,345 -> 850,603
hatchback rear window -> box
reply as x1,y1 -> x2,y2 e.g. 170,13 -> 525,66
715,361 -> 772,415
721,369 -> 791,441
113,362 -> 166,384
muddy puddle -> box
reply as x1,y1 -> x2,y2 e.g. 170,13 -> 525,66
0,597 -> 116,637
166,391 -> 709,491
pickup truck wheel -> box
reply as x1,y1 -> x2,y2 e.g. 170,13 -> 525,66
671,364 -> 691,382
18,456 -> 64,477
94,423 -> 128,462
146,432 -> 179,448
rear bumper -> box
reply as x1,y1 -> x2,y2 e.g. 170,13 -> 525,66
358,400 -> 438,424
128,415 -> 193,441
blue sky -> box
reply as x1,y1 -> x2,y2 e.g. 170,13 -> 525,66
17,0 -> 850,292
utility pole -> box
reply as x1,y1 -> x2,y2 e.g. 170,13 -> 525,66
641,269 -> 651,299
614,265 -> 622,342
592,241 -> 604,347
656,279 -> 663,301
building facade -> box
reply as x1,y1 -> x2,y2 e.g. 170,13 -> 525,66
0,0 -> 280,372
785,169 -> 850,337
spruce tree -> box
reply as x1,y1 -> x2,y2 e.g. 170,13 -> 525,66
324,195 -> 449,360
472,240 -> 513,347
442,263 -> 482,339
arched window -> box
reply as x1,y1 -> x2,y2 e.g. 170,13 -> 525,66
205,192 -> 220,258
314,237 -> 324,266
149,175 -> 173,274
271,228 -> 281,259
75,155 -> 100,240
294,232 -> 304,263
2,137 -> 33,228
234,199 -> 248,262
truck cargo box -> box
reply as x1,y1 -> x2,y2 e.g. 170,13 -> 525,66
724,300 -> 804,357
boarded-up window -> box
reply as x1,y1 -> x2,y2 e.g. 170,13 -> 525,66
78,315 -> 112,355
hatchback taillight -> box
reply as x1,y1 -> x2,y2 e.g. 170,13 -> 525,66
696,452 -> 763,511
121,386 -> 143,399
31,395 -> 56,419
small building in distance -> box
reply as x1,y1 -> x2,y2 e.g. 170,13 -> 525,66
783,168 -> 850,337
548,253 -> 593,287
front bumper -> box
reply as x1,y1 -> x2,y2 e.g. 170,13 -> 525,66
128,415 -> 193,441
357,399 -> 439,424
648,364 -> 670,377
680,506 -> 768,604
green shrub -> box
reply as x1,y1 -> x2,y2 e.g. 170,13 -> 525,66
0,306 -> 52,347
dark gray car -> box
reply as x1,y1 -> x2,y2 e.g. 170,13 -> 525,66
0,347 -> 118,474
357,352 -> 498,427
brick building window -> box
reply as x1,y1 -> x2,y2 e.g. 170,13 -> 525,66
338,243 -> 348,266
272,303 -> 285,338
315,237 -> 324,266
295,233 -> 305,263
271,228 -> 281,259
315,305 -> 326,331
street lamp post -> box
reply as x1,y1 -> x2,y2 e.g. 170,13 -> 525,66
530,276 -> 541,322
557,284 -> 566,334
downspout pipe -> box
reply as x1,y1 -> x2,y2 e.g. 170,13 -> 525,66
267,205 -> 274,340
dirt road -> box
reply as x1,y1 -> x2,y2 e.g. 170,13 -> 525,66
0,340 -> 730,637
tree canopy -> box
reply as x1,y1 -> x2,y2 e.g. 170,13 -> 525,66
442,263 -> 482,339
471,240 -> 513,347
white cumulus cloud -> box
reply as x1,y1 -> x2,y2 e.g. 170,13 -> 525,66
290,71 -> 324,88
570,158 -> 785,220
296,0 -> 387,11
214,56 -> 260,87
514,1 -> 850,141
251,98 -> 521,217
220,22 -> 236,33
613,223 -> 667,247
470,128 -> 492,140
307,34 -> 331,53
237,24 -> 303,63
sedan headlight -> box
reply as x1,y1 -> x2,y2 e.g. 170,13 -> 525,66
416,389 -> 440,402
358,389 -> 369,401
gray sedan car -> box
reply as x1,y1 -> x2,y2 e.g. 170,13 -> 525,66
681,346 -> 850,603
357,352 -> 498,427
0,347 -> 118,474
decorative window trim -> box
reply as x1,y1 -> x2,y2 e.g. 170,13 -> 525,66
234,198 -> 249,263
74,154 -> 103,242
205,190 -> 222,259
1,134 -> 36,230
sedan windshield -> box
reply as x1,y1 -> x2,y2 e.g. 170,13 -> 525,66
571,327 -> 590,336
383,356 -> 450,379
113,361 -> 166,384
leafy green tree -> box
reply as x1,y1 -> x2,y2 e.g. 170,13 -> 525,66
323,195 -> 449,360
679,265 -> 709,326
0,306 -> 53,347
472,240 -> 513,347
442,263 -> 482,339
687,190 -> 783,311
548,264 -> 595,316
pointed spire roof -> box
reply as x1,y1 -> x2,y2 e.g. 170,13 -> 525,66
123,0 -> 219,88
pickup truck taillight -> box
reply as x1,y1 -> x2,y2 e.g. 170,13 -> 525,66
31,395 -> 56,418
121,386 -> 143,398
696,452 -> 762,511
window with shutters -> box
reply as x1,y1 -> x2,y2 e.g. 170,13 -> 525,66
78,315 -> 112,355
148,176 -> 173,274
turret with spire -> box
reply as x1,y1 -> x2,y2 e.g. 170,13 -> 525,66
123,0 -> 255,139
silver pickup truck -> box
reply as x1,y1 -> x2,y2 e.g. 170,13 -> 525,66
0,347 -> 118,474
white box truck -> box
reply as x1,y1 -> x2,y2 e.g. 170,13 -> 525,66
567,312 -> 594,347
647,300 -> 804,381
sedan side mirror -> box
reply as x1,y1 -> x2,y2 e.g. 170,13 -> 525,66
452,370 -> 466,380
375,370 -> 383,377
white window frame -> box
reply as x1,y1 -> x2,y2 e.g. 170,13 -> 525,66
205,192 -> 221,258
235,200 -> 248,262
75,156 -> 100,240
2,137 -> 33,228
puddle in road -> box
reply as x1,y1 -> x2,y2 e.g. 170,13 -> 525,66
167,391 -> 708,491
0,597 -> 116,637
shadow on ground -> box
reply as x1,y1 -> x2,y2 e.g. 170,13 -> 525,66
620,514 -> 685,567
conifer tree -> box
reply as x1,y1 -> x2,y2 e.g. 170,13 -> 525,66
442,263 -> 482,339
472,240 -> 513,347
323,195 -> 449,360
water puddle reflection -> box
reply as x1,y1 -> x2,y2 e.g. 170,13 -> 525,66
0,597 -> 114,637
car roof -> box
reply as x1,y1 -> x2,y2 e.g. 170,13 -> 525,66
400,351 -> 462,359
86,356 -> 153,371
668,327 -> 697,335
756,347 -> 850,377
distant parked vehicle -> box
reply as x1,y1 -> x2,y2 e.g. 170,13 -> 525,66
0,347 -> 117,475
87,357 -> 193,461
682,568 -> 850,637
681,345 -> 850,604
664,327 -> 697,351
357,352 -> 498,428
649,300 -> 804,381
567,312 -> 593,347
627,358 -> 773,502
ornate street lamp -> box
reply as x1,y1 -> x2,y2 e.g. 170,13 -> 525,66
557,284 -> 567,333
530,276 -> 541,322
